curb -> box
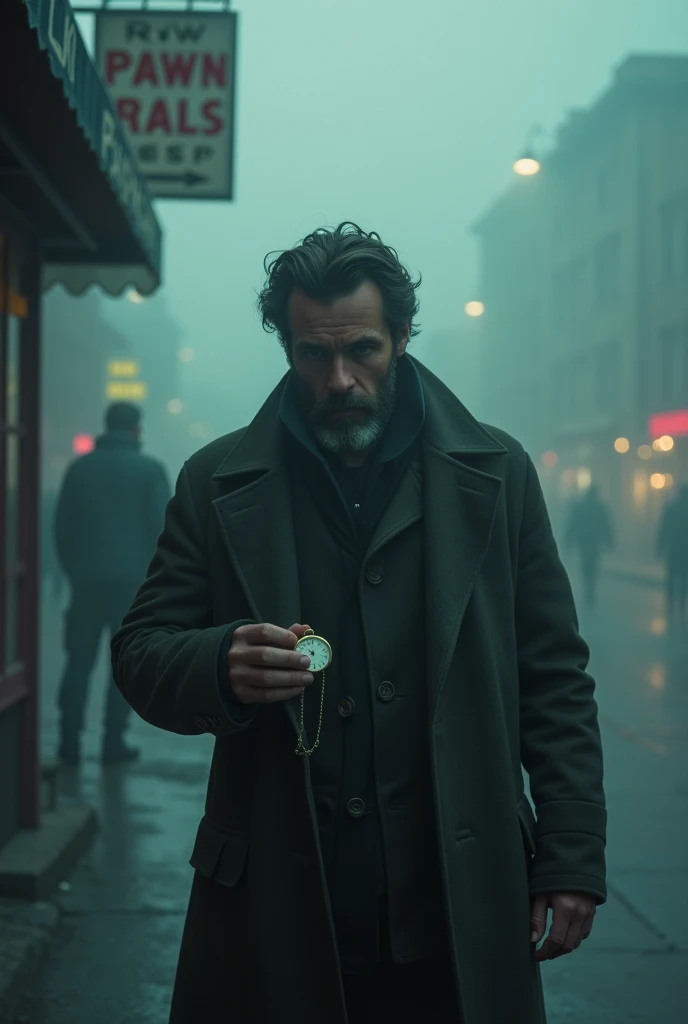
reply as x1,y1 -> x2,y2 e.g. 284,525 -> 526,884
0,899 -> 61,1024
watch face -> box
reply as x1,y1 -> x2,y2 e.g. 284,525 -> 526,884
296,635 -> 331,672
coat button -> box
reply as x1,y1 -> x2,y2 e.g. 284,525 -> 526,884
376,681 -> 395,702
346,797 -> 366,818
365,563 -> 384,585
337,697 -> 356,718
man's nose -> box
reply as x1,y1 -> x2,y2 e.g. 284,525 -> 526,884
327,356 -> 354,393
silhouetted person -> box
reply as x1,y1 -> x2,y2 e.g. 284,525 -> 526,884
657,484 -> 688,619
565,485 -> 614,607
41,487 -> 64,599
54,403 -> 171,765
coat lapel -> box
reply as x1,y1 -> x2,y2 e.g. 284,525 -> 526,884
211,377 -> 303,741
416,359 -> 508,721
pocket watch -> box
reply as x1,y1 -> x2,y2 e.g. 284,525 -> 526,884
293,628 -> 332,757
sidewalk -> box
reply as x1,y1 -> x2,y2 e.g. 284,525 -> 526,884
5,579 -> 688,1023
604,557 -> 665,588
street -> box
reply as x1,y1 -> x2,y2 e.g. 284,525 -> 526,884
11,569 -> 688,1024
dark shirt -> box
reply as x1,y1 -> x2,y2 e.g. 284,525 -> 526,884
278,356 -> 425,972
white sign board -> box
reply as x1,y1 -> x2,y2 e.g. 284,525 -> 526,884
95,10 -> 237,200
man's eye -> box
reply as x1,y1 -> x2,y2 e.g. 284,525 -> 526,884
303,349 -> 324,360
353,345 -> 374,356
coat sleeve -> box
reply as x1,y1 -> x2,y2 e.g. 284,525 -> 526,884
111,462 -> 258,737
515,454 -> 607,903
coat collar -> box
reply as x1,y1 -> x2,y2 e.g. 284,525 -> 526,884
211,355 -> 508,743
212,354 -> 506,482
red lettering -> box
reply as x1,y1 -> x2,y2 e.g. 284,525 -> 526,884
145,100 -> 172,134
161,53 -> 197,87
133,51 -> 159,87
105,49 -> 131,85
178,100 -> 197,135
116,98 -> 141,133
201,100 -> 223,136
202,54 -> 227,87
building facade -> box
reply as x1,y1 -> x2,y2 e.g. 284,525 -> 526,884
0,0 -> 162,859
474,54 -> 688,561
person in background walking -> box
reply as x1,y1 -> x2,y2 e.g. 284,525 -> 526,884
657,483 -> 688,620
54,402 -> 171,765
565,484 -> 615,608
41,487 -> 64,600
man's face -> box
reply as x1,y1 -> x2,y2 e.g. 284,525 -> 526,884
288,280 -> 409,456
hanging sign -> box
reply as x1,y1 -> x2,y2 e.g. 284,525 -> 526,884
95,10 -> 238,200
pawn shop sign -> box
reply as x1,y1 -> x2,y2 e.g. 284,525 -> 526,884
95,9 -> 237,200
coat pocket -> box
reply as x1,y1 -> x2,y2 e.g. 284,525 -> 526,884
189,815 -> 250,888
516,794 -> 538,857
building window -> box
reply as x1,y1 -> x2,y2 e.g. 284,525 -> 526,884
593,233 -> 621,307
660,194 -> 688,282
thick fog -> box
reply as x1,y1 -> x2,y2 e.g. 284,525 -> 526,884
70,0 -> 688,444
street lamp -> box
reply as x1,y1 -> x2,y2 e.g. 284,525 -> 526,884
513,155 -> 540,177
513,124 -> 544,177
465,301 -> 485,318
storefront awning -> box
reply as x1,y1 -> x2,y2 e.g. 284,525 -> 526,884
0,0 -> 162,296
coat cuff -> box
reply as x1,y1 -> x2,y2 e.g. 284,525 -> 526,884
529,800 -> 608,904
217,620 -> 259,726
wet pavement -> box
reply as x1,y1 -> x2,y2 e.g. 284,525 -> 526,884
10,571 -> 688,1023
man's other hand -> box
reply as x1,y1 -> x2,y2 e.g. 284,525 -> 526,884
530,892 -> 597,961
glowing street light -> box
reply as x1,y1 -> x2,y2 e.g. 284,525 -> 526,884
658,435 -> 674,452
167,399 -> 183,414
614,437 -> 630,454
127,290 -> 145,304
638,445 -> 652,460
541,451 -> 558,468
513,155 -> 541,176
465,301 -> 485,318
650,473 -> 667,490
178,347 -> 195,363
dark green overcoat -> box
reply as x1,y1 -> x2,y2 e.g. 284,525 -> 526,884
112,357 -> 606,1024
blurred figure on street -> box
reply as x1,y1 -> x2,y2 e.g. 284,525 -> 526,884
54,402 -> 171,765
41,487 -> 64,600
657,484 -> 688,620
565,484 -> 615,607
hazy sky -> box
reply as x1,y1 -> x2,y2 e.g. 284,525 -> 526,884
78,0 -> 688,434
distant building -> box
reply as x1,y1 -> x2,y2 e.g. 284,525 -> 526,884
473,54 -> 688,562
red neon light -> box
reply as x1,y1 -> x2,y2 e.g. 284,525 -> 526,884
648,410 -> 688,439
72,434 -> 95,455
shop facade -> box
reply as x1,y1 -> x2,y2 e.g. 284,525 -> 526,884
0,0 -> 162,854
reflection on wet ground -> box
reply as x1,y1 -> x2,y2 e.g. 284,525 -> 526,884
11,574 -> 688,1023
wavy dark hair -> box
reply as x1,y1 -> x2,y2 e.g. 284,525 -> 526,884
257,222 -> 421,354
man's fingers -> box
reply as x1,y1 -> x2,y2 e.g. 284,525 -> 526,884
535,896 -> 593,961
530,895 -> 549,944
238,622 -> 301,649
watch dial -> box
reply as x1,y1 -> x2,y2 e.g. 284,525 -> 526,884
299,636 -> 330,672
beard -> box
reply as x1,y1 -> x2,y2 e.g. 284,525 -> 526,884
297,355 -> 398,456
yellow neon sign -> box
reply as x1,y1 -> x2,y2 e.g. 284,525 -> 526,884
107,360 -> 140,378
106,381 -> 148,400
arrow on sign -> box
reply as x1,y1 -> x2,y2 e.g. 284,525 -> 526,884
144,172 -> 210,187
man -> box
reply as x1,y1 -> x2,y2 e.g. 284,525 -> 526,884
55,402 -> 171,765
565,484 -> 614,608
112,224 -> 606,1024
657,483 -> 688,619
